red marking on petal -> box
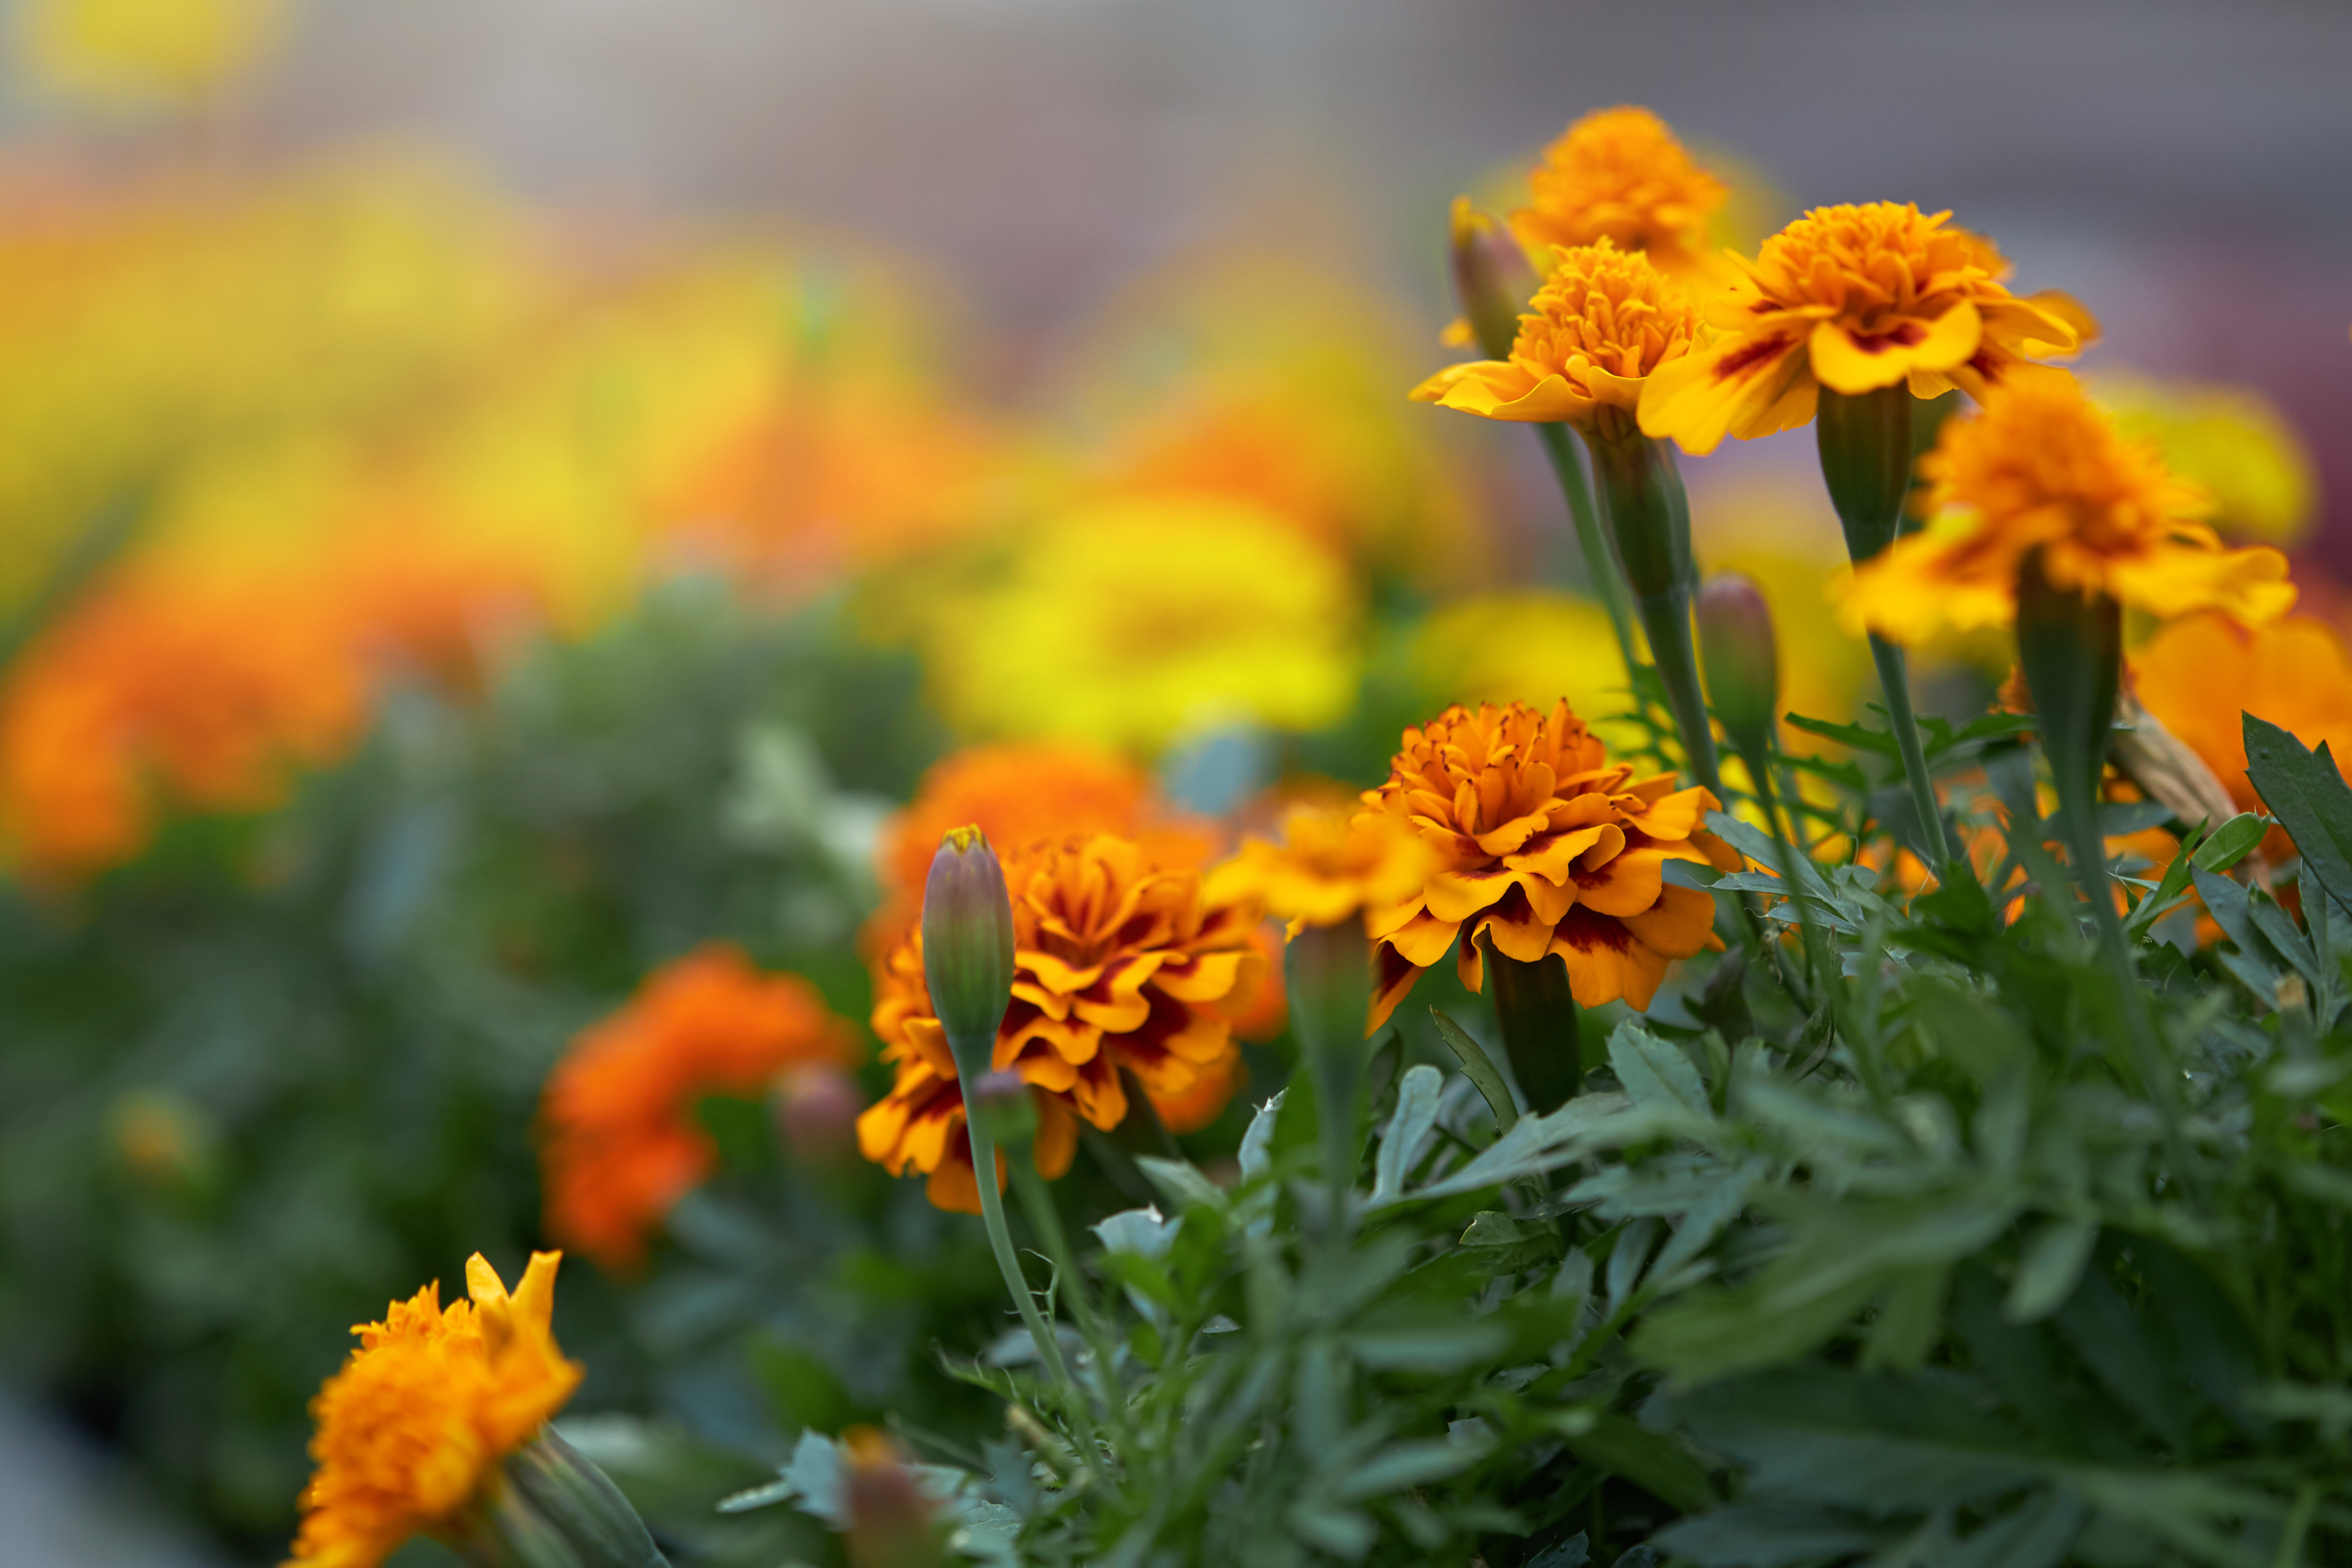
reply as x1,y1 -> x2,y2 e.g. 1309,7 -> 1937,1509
1554,905 -> 1637,955
1845,320 -> 1928,355
1712,333 -> 1794,383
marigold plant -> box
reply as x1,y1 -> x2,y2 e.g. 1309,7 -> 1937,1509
540,945 -> 858,1271
859,832 -> 1264,1211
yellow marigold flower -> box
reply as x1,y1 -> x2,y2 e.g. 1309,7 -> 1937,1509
1842,375 -> 2296,641
2093,372 -> 2318,546
288,1253 -> 581,1568
1410,241 -> 1702,436
1638,202 -> 2096,456
858,832 -> 1265,1212
17,0 -> 284,112
1510,106 -> 1729,280
1359,701 -> 1739,1029
918,494 -> 1361,756
1206,804 -> 1433,932
1409,590 -> 1646,755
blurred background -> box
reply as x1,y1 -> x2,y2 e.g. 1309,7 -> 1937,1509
0,1 -> 2346,1563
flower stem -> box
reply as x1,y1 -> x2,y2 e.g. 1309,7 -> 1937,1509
1534,421 -> 1639,675
1868,633 -> 1954,866
1636,582 -> 1723,799
1478,931 -> 1580,1114
964,1120 -> 1080,1404
1288,921 -> 1373,1240
1008,1157 -> 1133,1459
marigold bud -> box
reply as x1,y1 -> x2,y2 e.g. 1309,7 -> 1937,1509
489,1425 -> 669,1568
1448,197 -> 1539,362
773,1064 -> 862,1168
921,826 -> 1015,1079
1815,384 -> 1917,563
964,1068 -> 1039,1150
1696,572 -> 1781,759
844,1427 -> 943,1568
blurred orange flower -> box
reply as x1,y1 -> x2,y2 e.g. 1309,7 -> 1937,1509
2133,611 -> 2352,844
540,945 -> 857,1271
1843,376 -> 2295,641
288,1252 -> 579,1568
858,832 -> 1263,1211
1510,106 -> 1729,281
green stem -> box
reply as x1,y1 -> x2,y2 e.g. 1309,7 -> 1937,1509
1008,1158 -> 1132,1458
1637,583 -> 1723,798
1480,931 -> 1580,1114
1868,634 -> 1955,866
1741,744 -> 1825,1011
1534,421 -> 1638,674
965,1120 -> 1081,1405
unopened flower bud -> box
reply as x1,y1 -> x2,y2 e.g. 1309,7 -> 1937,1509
488,1426 -> 669,1568
843,1427 -> 943,1568
1448,197 -> 1538,362
964,1068 -> 1039,1151
921,826 -> 1015,1079
773,1064 -> 862,1168
1696,572 -> 1782,759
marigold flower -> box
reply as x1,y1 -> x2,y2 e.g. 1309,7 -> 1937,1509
1360,701 -> 1739,1028
2134,611 -> 2352,847
1638,202 -> 2096,456
1206,804 -> 1432,932
18,0 -> 285,112
540,945 -> 858,1271
1411,241 -> 1702,436
1842,376 -> 2296,642
859,832 -> 1263,1211
1146,1052 -> 1247,1135
2093,372 -> 2318,547
1510,106 -> 1729,281
287,1252 -> 581,1568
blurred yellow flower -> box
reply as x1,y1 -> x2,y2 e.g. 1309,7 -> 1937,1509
920,493 -> 1362,755
1509,106 -> 1729,282
1640,202 -> 2096,456
1409,590 -> 1641,752
1686,476 -> 1872,733
1206,804 -> 1432,932
2093,372 -> 2317,547
288,1253 -> 581,1568
1412,240 -> 1703,436
1843,375 -> 2295,641
16,0 -> 284,111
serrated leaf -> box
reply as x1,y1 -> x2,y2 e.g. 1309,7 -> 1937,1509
1370,1064 -> 1443,1205
1239,1090 -> 1286,1184
1429,1008 -> 1518,1134
1607,1024 -> 1711,1119
2192,811 -> 2268,873
2244,713 -> 2352,907
1136,1155 -> 1226,1214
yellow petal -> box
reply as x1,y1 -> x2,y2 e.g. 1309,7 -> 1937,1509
1638,330 -> 1809,456
1806,300 -> 1981,395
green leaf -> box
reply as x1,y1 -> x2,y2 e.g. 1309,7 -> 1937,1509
1429,1008 -> 1518,1134
2191,812 -> 2269,874
2005,1218 -> 2097,1324
1607,1023 -> 1710,1119
1333,1439 -> 1481,1500
2243,713 -> 2352,907
1560,1411 -> 1715,1512
1370,1064 -> 1444,1206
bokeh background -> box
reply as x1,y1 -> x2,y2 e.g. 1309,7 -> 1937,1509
1,1 -> 2347,1563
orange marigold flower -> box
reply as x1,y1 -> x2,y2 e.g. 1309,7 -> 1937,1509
2135,611 -> 2352,854
1147,1052 -> 1247,1135
287,1252 -> 580,1568
1206,803 -> 1432,932
540,945 -> 857,1271
858,832 -> 1263,1212
1639,202 -> 2096,456
1411,240 -> 1701,437
1360,701 -> 1739,1028
1842,376 -> 2295,642
1510,106 -> 1729,280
